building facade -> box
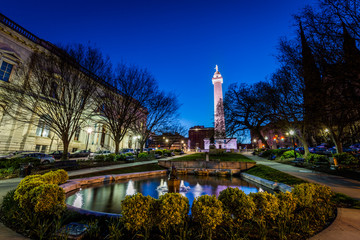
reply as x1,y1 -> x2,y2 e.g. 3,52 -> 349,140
188,126 -> 214,150
0,13 -> 136,154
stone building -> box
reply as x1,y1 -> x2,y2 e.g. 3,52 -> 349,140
188,126 -> 214,150
0,13 -> 137,154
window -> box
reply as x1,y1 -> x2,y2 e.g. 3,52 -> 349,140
74,127 -> 81,141
35,116 -> 50,137
0,61 -> 13,82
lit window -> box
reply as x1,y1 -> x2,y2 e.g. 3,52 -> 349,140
0,61 -> 13,82
35,116 -> 50,137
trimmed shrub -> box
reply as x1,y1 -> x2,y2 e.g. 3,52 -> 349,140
42,169 -> 68,185
94,155 -> 105,161
121,193 -> 156,239
292,183 -> 335,234
0,157 -> 41,169
155,150 -> 163,155
192,195 -> 223,239
250,191 -> 280,240
158,193 -> 189,237
280,150 -> 303,160
306,153 -> 328,164
276,192 -> 297,239
138,152 -> 148,159
115,154 -> 126,161
334,153 -> 358,167
218,187 -> 255,226
105,153 -> 116,162
125,153 -> 133,156
14,170 -> 67,215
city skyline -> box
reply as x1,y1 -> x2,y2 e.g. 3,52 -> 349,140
1,0 -> 318,132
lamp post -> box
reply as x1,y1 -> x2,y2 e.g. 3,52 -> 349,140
85,127 -> 93,151
253,139 -> 257,151
289,130 -> 297,160
166,139 -> 169,149
264,136 -> 268,149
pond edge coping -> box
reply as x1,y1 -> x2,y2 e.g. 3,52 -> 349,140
60,170 -> 168,217
240,172 -> 293,192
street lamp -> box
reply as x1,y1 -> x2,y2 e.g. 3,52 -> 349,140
253,139 -> 257,150
85,127 -> 93,151
289,130 -> 297,160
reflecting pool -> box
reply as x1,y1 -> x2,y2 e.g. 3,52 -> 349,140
66,174 -> 264,214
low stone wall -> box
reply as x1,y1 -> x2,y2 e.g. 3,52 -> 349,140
158,160 -> 256,174
241,172 -> 293,193
60,170 -> 167,217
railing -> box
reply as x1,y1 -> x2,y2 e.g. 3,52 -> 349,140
0,13 -> 118,94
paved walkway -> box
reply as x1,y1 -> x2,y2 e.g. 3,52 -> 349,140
242,152 -> 360,240
0,153 -> 192,239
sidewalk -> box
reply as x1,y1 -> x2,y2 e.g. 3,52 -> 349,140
0,153 -> 192,239
242,152 -> 360,200
243,152 -> 360,240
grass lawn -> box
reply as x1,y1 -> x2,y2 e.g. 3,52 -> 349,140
69,163 -> 166,179
245,164 -> 307,186
173,152 -> 254,162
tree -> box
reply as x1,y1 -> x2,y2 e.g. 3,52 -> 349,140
223,81 -> 275,149
94,64 -> 157,154
158,123 -> 187,150
0,44 -> 110,159
130,90 -> 180,152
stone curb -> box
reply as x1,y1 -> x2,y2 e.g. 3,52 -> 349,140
241,172 -> 293,192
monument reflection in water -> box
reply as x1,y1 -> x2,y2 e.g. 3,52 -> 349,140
66,175 -> 261,214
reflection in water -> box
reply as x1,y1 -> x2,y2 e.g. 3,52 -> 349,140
126,180 -> 136,196
66,175 -> 262,214
72,191 -> 83,208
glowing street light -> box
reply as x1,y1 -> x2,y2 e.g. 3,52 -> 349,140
289,130 -> 297,159
85,127 -> 93,151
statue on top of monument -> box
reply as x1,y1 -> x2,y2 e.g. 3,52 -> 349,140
215,65 -> 219,72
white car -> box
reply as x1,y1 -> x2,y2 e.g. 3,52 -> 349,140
89,150 -> 112,159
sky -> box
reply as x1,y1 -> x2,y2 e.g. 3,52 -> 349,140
2,0 -> 318,135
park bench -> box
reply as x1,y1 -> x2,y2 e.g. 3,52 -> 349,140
54,160 -> 78,170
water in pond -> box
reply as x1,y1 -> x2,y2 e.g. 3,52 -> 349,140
66,174 -> 264,214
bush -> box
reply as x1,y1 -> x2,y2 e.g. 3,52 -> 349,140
105,153 -> 116,162
0,157 -> 41,169
138,152 -> 148,159
174,149 -> 182,153
292,183 -> 335,234
276,192 -> 297,239
334,153 -> 358,167
250,191 -> 280,240
192,195 -> 223,239
42,169 -> 68,185
158,193 -> 189,237
121,193 -> 156,239
280,150 -> 303,160
218,187 -> 255,226
305,154 -> 329,165
125,153 -> 133,156
115,154 -> 126,161
94,155 -> 105,161
155,150 -> 163,155
14,170 -> 67,215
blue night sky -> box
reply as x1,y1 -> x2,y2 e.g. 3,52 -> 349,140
2,0 -> 317,134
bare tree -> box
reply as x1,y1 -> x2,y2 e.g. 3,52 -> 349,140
158,123 -> 187,149
94,64 -> 157,154
0,44 -> 110,159
223,81 -> 275,149
131,90 -> 180,152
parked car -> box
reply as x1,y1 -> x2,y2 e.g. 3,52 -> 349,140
0,151 -> 35,159
70,150 -> 91,159
350,143 -> 360,151
10,152 -> 55,164
49,150 -> 70,160
121,148 -> 135,154
89,150 -> 112,159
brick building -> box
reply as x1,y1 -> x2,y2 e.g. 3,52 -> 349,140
188,126 -> 214,150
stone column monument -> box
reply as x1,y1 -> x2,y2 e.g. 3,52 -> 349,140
212,65 -> 226,138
